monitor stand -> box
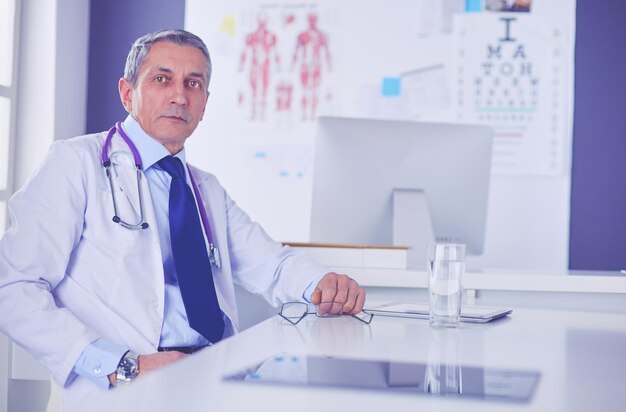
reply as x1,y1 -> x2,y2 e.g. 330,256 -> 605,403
392,189 -> 435,270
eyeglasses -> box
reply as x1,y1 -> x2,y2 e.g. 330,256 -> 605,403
279,302 -> 374,325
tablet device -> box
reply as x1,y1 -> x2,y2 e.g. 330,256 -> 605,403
365,302 -> 512,323
223,354 -> 540,403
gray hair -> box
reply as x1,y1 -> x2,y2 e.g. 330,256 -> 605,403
123,29 -> 212,89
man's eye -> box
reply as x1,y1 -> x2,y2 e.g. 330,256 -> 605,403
188,80 -> 201,88
155,76 -> 167,83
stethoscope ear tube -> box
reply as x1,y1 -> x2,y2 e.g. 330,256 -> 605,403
103,124 -> 150,230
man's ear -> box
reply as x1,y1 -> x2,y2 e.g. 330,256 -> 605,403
118,78 -> 133,113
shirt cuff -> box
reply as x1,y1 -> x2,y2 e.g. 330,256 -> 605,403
302,273 -> 325,303
72,338 -> 129,390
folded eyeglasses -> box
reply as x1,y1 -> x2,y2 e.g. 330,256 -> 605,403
279,301 -> 374,325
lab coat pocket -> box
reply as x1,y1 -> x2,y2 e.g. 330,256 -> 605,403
90,189 -> 151,250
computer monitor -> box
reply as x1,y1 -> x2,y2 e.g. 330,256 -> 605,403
310,116 -> 493,269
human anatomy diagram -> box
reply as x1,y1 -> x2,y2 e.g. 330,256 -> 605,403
239,11 -> 332,123
291,13 -> 332,121
239,13 -> 280,121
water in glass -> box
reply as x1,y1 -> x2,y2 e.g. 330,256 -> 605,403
429,259 -> 464,327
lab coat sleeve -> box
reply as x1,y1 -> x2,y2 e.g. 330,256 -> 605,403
0,140 -> 101,386
223,192 -> 328,307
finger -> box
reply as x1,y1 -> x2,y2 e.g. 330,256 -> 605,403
317,301 -> 337,316
340,279 -> 362,314
340,283 -> 358,314
316,273 -> 340,313
317,281 -> 338,315
310,287 -> 322,305
329,275 -> 351,310
350,287 -> 367,314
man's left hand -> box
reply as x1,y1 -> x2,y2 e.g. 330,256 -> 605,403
310,272 -> 365,315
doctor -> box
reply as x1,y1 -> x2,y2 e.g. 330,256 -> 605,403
0,29 -> 365,409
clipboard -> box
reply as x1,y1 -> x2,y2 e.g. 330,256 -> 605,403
365,302 -> 512,323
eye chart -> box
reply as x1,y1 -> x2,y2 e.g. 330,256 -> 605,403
452,10 -> 573,176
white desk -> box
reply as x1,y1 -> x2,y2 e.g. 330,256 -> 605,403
91,307 -> 626,412
344,268 -> 626,313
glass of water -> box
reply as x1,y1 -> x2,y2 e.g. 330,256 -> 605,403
427,244 -> 466,328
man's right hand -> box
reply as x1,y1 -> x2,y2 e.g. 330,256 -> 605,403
108,351 -> 187,386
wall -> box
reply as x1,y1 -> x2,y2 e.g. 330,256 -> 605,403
569,1 -> 626,270
83,2 -> 626,271
185,1 -> 574,273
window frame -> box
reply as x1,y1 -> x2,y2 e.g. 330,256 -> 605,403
0,0 -> 20,233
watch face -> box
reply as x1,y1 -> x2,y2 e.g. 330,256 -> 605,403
117,353 -> 139,383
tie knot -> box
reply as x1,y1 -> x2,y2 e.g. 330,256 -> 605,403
158,156 -> 185,179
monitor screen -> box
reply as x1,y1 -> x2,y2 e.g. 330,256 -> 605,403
310,116 -> 492,265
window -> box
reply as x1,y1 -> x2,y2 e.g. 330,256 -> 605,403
0,0 -> 15,87
0,0 -> 17,233
0,97 -> 9,191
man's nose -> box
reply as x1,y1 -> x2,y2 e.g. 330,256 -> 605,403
170,82 -> 188,105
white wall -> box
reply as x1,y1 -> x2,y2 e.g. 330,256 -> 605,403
467,176 -> 571,271
185,1 -> 576,273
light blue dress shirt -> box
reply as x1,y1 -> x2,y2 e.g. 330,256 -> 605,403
72,115 -> 318,389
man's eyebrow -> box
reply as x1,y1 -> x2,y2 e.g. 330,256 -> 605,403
149,67 -> 207,83
188,72 -> 206,80
154,67 -> 173,74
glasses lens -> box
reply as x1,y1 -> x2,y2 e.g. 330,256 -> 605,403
353,311 -> 374,324
281,302 -> 307,320
316,301 -> 343,317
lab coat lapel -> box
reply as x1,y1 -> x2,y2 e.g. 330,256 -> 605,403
106,132 -> 163,323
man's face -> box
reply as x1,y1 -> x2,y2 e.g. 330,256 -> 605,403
119,41 -> 210,154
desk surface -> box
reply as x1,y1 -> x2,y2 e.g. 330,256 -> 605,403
93,307 -> 626,412
344,267 -> 626,293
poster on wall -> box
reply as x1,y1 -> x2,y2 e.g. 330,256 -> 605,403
186,1 -> 341,240
185,0 -> 575,243
237,8 -> 336,125
451,2 -> 574,176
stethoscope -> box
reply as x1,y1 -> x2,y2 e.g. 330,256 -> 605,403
101,122 -> 221,268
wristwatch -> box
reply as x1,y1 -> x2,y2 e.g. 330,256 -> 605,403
115,350 -> 139,385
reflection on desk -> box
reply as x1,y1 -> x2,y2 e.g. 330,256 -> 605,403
225,353 -> 540,402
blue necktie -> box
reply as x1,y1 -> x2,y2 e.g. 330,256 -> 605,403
158,156 -> 225,343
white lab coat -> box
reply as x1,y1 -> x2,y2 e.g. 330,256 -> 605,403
0,130 -> 327,409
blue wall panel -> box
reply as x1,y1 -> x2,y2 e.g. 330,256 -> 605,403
569,1 -> 626,270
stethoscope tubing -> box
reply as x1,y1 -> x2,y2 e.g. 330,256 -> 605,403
101,122 -> 220,266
